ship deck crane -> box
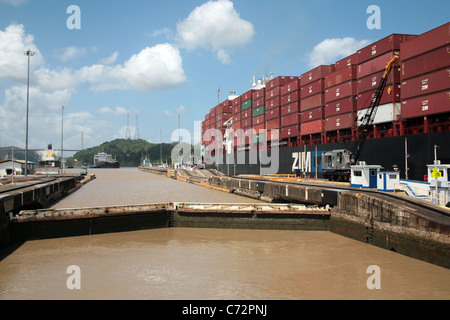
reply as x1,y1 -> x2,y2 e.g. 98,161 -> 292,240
321,55 -> 399,182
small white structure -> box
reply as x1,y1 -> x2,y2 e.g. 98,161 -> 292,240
0,160 -> 34,177
0,160 -> 22,176
350,163 -> 383,189
427,162 -> 450,206
377,171 -> 400,192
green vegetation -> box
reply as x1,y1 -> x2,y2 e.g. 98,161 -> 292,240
0,146 -> 39,163
70,139 -> 178,167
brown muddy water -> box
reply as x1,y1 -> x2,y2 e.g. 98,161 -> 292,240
0,168 -> 449,300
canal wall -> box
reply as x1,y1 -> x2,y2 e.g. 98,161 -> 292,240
8,203 -> 330,242
205,175 -> 450,268
136,167 -> 450,268
0,175 -> 93,248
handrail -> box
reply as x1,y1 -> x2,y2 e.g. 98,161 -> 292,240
394,182 -> 449,206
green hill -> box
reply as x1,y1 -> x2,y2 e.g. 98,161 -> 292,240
71,139 -> 178,167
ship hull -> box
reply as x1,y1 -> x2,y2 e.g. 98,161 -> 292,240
92,161 -> 120,169
213,131 -> 450,181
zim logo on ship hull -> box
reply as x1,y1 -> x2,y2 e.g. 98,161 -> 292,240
291,151 -> 325,174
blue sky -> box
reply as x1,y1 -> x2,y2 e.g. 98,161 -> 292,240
0,0 -> 448,156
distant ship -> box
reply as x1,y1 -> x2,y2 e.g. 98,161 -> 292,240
92,152 -> 120,168
35,143 -> 62,175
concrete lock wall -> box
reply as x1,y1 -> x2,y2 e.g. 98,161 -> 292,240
331,191 -> 450,268
206,175 -> 449,268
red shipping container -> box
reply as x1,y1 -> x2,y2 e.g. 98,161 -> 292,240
357,51 -> 399,79
252,87 -> 265,100
266,96 -> 281,110
232,120 -> 242,130
325,81 -> 357,103
281,102 -> 300,116
242,89 -> 255,101
300,65 -> 335,87
335,53 -> 357,71
325,65 -> 357,89
221,99 -> 232,109
281,90 -> 301,106
265,86 -> 282,100
401,68 -> 450,100
357,34 -> 416,64
253,96 -> 265,108
281,112 -> 299,127
266,118 -> 280,130
232,105 -> 242,114
242,117 -> 252,128
253,123 -> 265,132
401,45 -> 449,80
325,113 -> 355,132
300,79 -> 325,99
357,67 -> 401,93
280,78 -> 301,95
300,106 -> 323,123
232,95 -> 241,106
324,96 -> 357,117
301,119 -> 323,135
356,84 -> 401,110
265,107 -> 280,120
281,124 -> 300,139
241,109 -> 252,119
232,112 -> 241,123
252,114 -> 265,125
266,76 -> 297,90
401,90 -> 450,119
301,93 -> 325,111
400,22 -> 449,61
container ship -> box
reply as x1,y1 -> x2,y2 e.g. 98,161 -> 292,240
35,143 -> 62,175
92,152 -> 120,168
201,22 -> 449,182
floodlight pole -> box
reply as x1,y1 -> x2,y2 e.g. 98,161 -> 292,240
24,49 -> 35,178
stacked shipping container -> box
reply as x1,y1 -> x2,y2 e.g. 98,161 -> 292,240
280,77 -> 301,140
355,34 -> 417,129
252,87 -> 266,143
300,65 -> 335,137
324,64 -> 358,133
265,76 -> 297,141
400,23 -> 450,120
202,23 -> 449,154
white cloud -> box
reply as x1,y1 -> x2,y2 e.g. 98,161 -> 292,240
164,105 -> 188,117
308,37 -> 371,68
77,43 -> 186,93
98,51 -> 119,65
98,106 -> 129,116
53,46 -> 98,62
0,23 -> 187,149
176,0 -> 254,63
0,0 -> 27,6
0,24 -> 44,83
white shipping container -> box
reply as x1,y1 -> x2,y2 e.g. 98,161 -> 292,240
357,103 -> 401,126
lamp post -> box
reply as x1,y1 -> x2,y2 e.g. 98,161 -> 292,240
61,106 -> 65,175
23,49 -> 35,177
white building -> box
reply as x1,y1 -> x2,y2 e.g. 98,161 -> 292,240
350,163 -> 383,189
0,160 -> 34,177
377,171 -> 400,192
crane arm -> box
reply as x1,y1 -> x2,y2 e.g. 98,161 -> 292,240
351,55 -> 399,164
